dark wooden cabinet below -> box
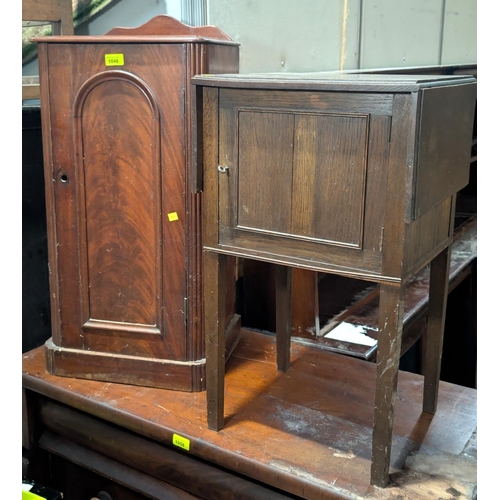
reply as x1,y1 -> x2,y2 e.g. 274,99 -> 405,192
23,330 -> 476,499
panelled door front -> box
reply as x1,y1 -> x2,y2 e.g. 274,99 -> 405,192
216,88 -> 393,277
48,42 -> 188,360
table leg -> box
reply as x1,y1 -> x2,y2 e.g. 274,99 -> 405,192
275,265 -> 292,372
204,251 -> 227,431
371,282 -> 405,487
423,245 -> 452,414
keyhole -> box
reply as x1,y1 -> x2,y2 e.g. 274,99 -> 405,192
59,173 -> 69,184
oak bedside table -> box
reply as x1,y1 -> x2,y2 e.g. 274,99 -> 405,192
192,72 -> 476,487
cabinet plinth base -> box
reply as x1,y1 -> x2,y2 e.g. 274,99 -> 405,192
45,315 -> 241,392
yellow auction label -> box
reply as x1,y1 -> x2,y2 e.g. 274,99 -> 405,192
105,53 -> 125,66
168,212 -> 179,222
172,433 -> 190,451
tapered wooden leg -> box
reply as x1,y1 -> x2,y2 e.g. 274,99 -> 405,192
204,251 -> 227,431
371,282 -> 405,487
423,246 -> 451,414
275,265 -> 292,372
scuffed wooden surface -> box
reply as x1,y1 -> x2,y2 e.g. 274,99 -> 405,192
23,329 -> 476,499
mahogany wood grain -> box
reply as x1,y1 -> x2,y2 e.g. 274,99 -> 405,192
105,14 -> 233,41
36,16 -> 240,390
23,331 -> 477,499
39,434 -> 202,500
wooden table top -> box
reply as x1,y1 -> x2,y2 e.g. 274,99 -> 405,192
23,329 -> 477,500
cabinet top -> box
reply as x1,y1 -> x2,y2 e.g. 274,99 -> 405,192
192,71 -> 476,93
33,14 -> 239,47
33,35 -> 239,46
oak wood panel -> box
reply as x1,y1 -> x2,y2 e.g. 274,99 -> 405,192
412,83 -> 477,219
363,115 -> 391,252
403,196 -> 453,278
291,113 -> 368,246
237,111 -> 295,233
201,87 -> 220,251
380,93 -> 416,279
216,227 -> 384,279
242,113 -> 392,338
194,72 -> 473,93
220,89 -> 393,115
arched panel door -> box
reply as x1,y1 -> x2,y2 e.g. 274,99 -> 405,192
76,73 -> 161,333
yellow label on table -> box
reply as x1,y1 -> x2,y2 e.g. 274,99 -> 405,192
172,433 -> 190,451
105,53 -> 125,66
22,492 -> 45,500
168,212 -> 179,222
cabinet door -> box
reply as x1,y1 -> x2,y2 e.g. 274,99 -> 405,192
46,43 -> 188,360
216,89 -> 392,277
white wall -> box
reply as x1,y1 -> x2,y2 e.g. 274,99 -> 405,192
208,0 -> 348,73
207,0 -> 477,73
23,0 -> 477,76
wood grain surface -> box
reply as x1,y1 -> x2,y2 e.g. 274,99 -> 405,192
23,329 -> 477,499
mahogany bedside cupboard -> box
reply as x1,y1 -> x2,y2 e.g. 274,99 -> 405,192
192,72 -> 477,487
34,16 -> 240,392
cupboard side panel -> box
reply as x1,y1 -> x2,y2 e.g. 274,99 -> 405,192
403,197 -> 454,278
46,44 -> 84,348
